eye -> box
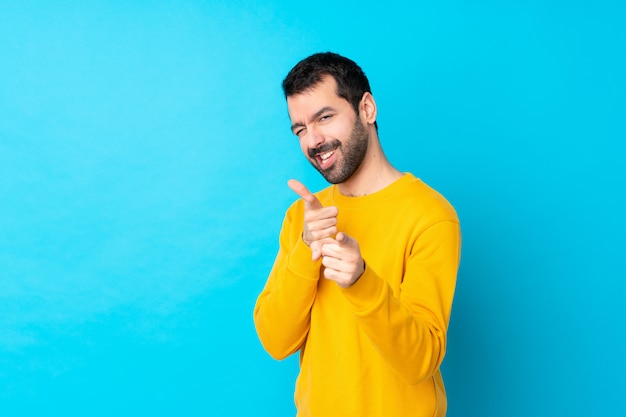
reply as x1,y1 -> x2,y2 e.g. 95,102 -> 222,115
295,128 -> 306,138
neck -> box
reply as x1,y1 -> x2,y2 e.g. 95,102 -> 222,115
337,135 -> 403,197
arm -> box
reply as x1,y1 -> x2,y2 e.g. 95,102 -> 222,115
253,211 -> 320,359
340,220 -> 461,384
254,180 -> 339,359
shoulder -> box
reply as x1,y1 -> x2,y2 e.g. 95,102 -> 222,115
394,174 -> 459,225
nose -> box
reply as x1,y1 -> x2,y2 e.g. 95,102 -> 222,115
306,124 -> 325,150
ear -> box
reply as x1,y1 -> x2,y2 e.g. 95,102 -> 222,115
359,92 -> 377,126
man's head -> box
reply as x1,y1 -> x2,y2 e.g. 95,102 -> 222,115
282,52 -> 377,131
283,53 -> 378,184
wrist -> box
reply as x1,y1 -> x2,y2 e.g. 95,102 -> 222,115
346,259 -> 366,288
301,233 -> 311,247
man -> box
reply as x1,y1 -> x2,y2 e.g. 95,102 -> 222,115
254,52 -> 461,417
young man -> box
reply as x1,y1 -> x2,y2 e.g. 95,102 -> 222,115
254,52 -> 461,417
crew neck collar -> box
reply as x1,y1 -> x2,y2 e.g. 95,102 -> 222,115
330,173 -> 416,208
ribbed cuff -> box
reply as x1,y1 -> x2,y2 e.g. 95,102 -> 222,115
287,235 -> 321,280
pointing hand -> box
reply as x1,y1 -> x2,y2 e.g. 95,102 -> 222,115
288,179 -> 338,261
320,232 -> 366,288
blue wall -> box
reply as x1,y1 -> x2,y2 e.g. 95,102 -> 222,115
1,1 -> 624,415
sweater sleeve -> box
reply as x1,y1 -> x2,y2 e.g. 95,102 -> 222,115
253,206 -> 321,360
340,220 -> 461,385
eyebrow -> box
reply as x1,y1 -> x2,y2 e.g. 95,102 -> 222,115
291,106 -> 335,133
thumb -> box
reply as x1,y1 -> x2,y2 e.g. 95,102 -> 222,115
336,232 -> 356,247
287,179 -> 322,209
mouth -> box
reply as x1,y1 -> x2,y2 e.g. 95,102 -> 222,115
315,148 -> 337,170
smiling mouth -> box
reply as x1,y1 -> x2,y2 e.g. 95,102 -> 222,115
319,150 -> 333,162
316,148 -> 337,169
309,140 -> 341,170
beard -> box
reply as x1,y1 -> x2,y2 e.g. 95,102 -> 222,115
308,118 -> 369,184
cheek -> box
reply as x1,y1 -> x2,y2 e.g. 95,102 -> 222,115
333,120 -> 355,140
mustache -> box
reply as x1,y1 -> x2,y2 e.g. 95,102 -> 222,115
308,140 -> 341,159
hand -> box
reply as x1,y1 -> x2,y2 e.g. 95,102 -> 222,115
320,232 -> 366,288
287,179 -> 338,261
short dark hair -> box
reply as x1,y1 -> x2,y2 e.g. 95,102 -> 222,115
282,52 -> 377,129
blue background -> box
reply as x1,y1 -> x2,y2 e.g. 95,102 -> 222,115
1,1 -> 624,415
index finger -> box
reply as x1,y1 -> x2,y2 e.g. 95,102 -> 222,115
287,179 -> 322,209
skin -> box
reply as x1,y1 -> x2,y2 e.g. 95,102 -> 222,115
286,76 -> 402,288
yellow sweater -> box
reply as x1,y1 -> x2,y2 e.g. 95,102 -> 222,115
254,174 -> 461,417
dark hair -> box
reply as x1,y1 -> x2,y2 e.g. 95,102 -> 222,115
282,52 -> 377,129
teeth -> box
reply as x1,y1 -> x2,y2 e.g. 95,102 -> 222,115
319,151 -> 333,161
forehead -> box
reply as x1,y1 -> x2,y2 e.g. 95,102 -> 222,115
286,76 -> 348,121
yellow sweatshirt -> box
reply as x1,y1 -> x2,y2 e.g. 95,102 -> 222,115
254,173 -> 461,417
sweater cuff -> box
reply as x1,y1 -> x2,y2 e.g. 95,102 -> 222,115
340,265 -> 384,313
287,235 -> 320,280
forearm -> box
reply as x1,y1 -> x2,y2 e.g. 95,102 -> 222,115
254,238 -> 320,359
342,270 -> 446,384
341,220 -> 461,384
